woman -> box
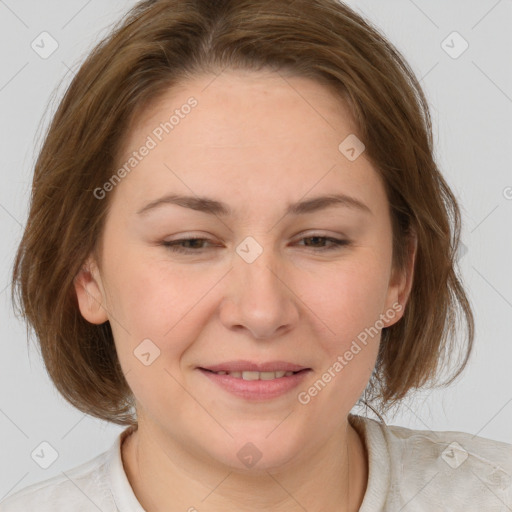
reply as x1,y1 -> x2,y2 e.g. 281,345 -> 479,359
3,0 -> 511,510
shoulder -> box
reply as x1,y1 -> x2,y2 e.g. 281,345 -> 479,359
0,449 -> 114,512
361,415 -> 512,510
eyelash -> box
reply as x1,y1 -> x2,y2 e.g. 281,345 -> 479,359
161,236 -> 351,254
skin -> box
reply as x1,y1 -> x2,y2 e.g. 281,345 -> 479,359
74,69 -> 416,512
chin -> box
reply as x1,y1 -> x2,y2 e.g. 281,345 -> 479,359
203,426 -> 305,474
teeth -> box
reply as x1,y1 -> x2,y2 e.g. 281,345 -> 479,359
242,371 -> 260,381
212,370 -> 296,379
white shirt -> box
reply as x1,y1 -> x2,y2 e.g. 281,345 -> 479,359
1,413 -> 511,511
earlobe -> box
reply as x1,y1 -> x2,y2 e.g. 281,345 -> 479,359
383,230 -> 418,328
73,257 -> 109,325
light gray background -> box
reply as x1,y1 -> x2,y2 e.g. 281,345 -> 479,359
1,0 -> 511,499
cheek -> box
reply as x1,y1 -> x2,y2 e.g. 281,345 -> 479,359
294,261 -> 387,431
102,251 -> 212,385
105,248 -> 205,333
106,256 -> 203,413
300,254 -> 392,345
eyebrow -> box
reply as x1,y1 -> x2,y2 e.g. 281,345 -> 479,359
136,193 -> 372,217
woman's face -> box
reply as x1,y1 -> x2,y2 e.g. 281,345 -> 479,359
75,69 -> 412,471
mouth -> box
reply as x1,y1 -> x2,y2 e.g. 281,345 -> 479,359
199,360 -> 311,377
200,368 -> 309,380
197,361 -> 312,401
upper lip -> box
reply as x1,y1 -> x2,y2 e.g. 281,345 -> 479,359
200,360 -> 310,373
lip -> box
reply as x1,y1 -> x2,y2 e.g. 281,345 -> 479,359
198,362 -> 312,401
200,360 -> 310,373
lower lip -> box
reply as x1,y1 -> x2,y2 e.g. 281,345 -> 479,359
198,368 -> 311,401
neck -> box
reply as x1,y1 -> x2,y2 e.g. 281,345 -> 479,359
121,417 -> 368,512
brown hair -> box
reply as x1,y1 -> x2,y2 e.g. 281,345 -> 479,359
11,0 -> 474,426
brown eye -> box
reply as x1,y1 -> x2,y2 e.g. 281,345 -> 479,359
297,236 -> 351,251
161,238 -> 214,254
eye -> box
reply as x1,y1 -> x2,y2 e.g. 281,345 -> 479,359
161,238 -> 214,254
297,235 -> 351,251
161,235 -> 351,254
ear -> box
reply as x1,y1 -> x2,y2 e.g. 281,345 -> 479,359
382,229 -> 417,327
73,255 -> 109,325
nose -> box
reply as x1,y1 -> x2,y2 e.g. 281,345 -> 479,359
218,243 -> 300,340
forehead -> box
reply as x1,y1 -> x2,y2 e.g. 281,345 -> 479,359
112,70 -> 387,217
